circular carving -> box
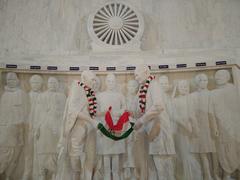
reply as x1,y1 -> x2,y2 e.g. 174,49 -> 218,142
88,2 -> 144,47
108,16 -> 123,30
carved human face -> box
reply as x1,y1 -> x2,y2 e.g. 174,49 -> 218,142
178,80 -> 189,95
85,73 -> 96,89
6,72 -> 18,88
47,77 -> 58,92
159,76 -> 170,93
92,76 -> 101,92
106,74 -> 116,91
30,75 -> 43,92
215,70 -> 229,86
127,80 -> 138,95
134,66 -> 149,84
196,74 -> 208,90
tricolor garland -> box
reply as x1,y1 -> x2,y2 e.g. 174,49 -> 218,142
139,75 -> 155,113
78,82 -> 97,118
105,106 -> 130,132
78,81 -> 133,141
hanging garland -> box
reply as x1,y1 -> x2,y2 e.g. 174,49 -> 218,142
138,75 -> 155,113
105,106 -> 130,132
78,82 -> 97,118
78,81 -> 134,141
98,122 -> 135,141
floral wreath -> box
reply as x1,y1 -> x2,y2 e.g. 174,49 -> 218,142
139,75 -> 155,113
78,81 -> 134,141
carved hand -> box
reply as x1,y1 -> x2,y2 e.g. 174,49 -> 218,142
57,142 -> 64,160
134,119 -> 143,130
89,119 -> 99,129
186,122 -> 192,134
192,126 -> 199,138
35,128 -> 40,140
52,127 -> 58,135
214,130 -> 219,137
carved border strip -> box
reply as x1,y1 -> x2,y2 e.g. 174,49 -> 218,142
0,60 -> 235,72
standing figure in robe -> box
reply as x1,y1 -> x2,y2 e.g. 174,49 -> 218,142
123,80 -> 141,180
90,76 -> 102,180
134,65 -> 176,180
158,75 -> 174,119
92,76 -> 101,95
211,70 -> 240,180
22,74 -> 44,180
57,70 -> 98,180
0,72 -> 29,180
96,73 -> 126,180
173,80 -> 197,180
36,77 -> 66,180
190,74 -> 219,180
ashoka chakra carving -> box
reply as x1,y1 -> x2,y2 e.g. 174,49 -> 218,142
88,2 -> 143,46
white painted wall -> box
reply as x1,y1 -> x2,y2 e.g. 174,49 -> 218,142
0,0 -> 240,66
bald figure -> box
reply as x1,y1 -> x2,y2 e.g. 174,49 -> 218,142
57,71 -> 98,180
0,72 -> 29,180
134,65 -> 176,180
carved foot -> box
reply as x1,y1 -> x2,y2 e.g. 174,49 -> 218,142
22,175 -> 29,180
213,175 -> 221,180
223,175 -> 233,180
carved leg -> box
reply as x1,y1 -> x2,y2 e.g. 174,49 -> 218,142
51,172 -> 56,180
128,168 -> 137,180
5,147 -> 22,180
103,155 -> 111,180
124,167 -> 136,180
112,155 -> 120,180
223,171 -> 232,180
238,170 -> 240,180
124,168 -> 131,180
212,153 -> 221,180
93,156 -> 103,180
84,154 -> 93,180
200,153 -> 213,180
39,168 -> 47,180
153,155 -> 175,180
70,156 -> 81,180
84,169 -> 92,180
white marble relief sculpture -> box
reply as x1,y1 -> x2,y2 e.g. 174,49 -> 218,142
92,76 -> 101,95
0,72 -> 29,180
123,80 -> 139,180
173,79 -> 204,180
35,77 -> 66,180
158,75 -> 174,119
96,73 -> 126,180
211,70 -> 240,180
134,65 -> 176,180
85,75 -> 101,180
56,71 -> 98,180
22,75 -> 44,180
190,74 -> 220,180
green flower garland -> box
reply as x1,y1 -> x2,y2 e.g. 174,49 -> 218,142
97,122 -> 135,141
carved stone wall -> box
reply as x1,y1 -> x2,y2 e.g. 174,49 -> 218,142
0,0 -> 239,65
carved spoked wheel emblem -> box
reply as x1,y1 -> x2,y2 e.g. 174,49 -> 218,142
89,2 -> 143,46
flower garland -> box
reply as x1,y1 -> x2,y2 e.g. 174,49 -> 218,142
139,75 -> 155,113
78,82 -> 97,118
105,106 -> 130,132
77,81 -> 134,141
98,122 -> 134,141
